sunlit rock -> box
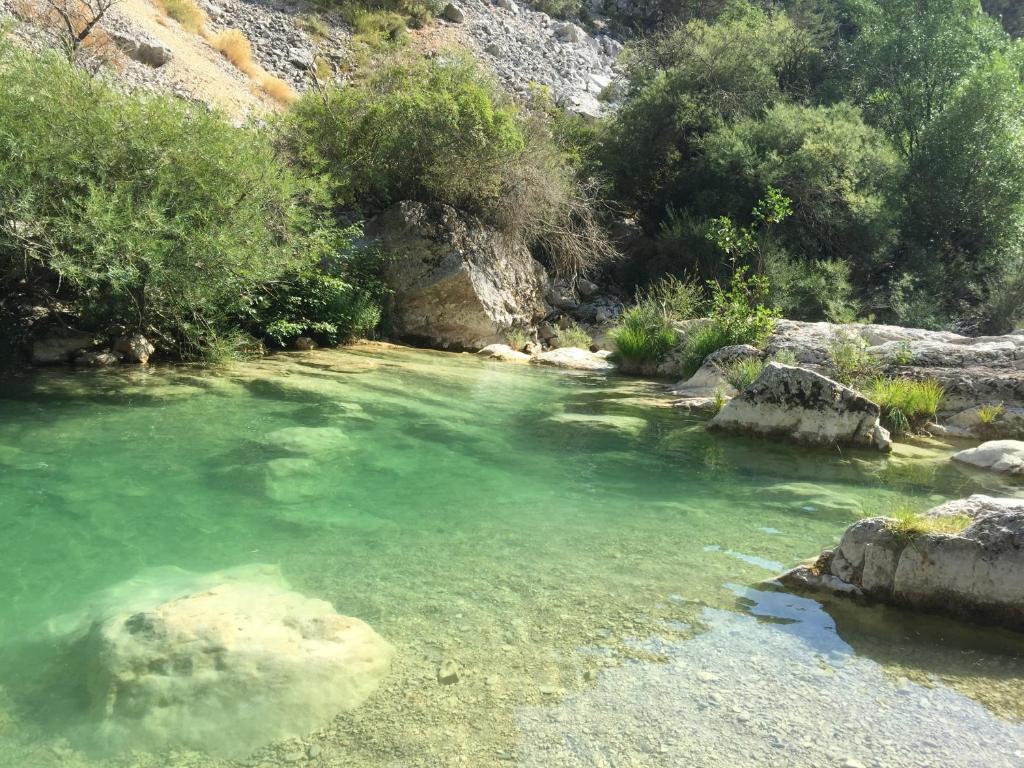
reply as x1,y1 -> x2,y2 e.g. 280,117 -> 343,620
952,440 -> 1024,475
58,566 -> 393,757
477,344 -> 531,363
531,347 -> 615,371
709,363 -> 891,452
779,495 -> 1024,629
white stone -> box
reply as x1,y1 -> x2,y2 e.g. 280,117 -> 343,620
477,343 -> 531,362
531,347 -> 615,371
80,573 -> 393,756
952,440 -> 1024,474
709,363 -> 891,452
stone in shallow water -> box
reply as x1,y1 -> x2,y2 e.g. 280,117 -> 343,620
546,412 -> 648,438
262,426 -> 352,455
952,440 -> 1024,475
263,456 -> 327,503
67,567 -> 393,757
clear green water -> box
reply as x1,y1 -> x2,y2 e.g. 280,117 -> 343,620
1,345 -> 1023,767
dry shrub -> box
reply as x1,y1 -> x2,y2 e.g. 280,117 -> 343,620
260,75 -> 296,105
212,28 -> 258,76
496,139 -> 617,282
155,0 -> 207,34
14,0 -> 122,67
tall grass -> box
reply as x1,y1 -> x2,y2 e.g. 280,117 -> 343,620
867,377 -> 944,436
720,357 -> 765,391
612,304 -> 678,366
212,29 -> 256,75
558,322 -> 592,349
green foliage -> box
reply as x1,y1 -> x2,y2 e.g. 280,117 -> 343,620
978,402 -> 1005,425
287,52 -> 614,280
287,53 -> 524,214
680,268 -> 779,376
0,45 -> 337,360
827,333 -> 880,387
641,274 -> 705,321
842,0 -> 1007,157
603,5 -> 819,220
612,304 -> 678,366
889,341 -> 915,366
764,254 -> 861,322
881,506 -> 972,542
720,357 -> 765,391
867,377 -> 945,436
248,226 -> 388,347
558,322 -> 593,349
699,102 -> 902,273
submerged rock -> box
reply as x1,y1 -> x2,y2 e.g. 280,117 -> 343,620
530,347 -> 615,372
262,426 -> 352,456
952,440 -> 1024,475
779,495 -> 1024,630
76,572 -> 393,756
477,343 -> 531,362
709,363 -> 891,452
31,330 -> 96,365
368,202 -> 547,351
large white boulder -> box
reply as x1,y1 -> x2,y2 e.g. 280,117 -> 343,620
779,495 -> 1024,629
709,363 -> 891,452
368,202 -> 548,351
530,347 -> 615,371
74,569 -> 394,756
952,440 -> 1024,474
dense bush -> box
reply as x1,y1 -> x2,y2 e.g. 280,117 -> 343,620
287,52 -> 614,280
867,377 -> 945,436
0,46 -> 378,359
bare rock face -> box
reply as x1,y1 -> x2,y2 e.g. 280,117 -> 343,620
709,363 -> 891,452
80,574 -> 394,756
368,202 -> 548,351
779,495 -> 1024,630
952,440 -> 1024,475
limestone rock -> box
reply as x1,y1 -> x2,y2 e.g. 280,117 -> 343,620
477,344 -> 531,362
671,344 -> 761,397
779,495 -> 1024,629
82,577 -> 393,756
75,350 -> 121,366
368,202 -> 547,351
952,440 -> 1024,475
110,32 -> 172,68
442,2 -> 466,22
530,347 -> 615,371
709,363 -> 891,452
113,334 -> 155,364
31,330 -> 96,365
292,336 -> 317,351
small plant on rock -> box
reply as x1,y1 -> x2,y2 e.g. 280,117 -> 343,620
828,332 -> 880,387
867,377 -> 945,437
881,506 -> 972,542
890,341 -> 915,366
505,328 -> 530,352
720,357 -> 765,392
978,403 -> 1005,425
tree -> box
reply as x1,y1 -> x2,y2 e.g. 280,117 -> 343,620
842,0 -> 1007,157
42,0 -> 120,62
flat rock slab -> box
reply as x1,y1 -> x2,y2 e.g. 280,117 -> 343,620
530,347 -> 615,371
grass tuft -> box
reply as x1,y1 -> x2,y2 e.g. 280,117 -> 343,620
212,29 -> 258,76
978,402 -> 1005,425
506,328 -> 530,352
866,377 -> 944,436
612,304 -> 678,366
720,357 -> 765,391
260,74 -> 296,104
882,506 -> 973,542
558,322 -> 592,350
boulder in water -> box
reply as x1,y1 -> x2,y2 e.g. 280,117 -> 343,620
530,347 -> 614,371
76,570 -> 393,756
779,495 -> 1024,629
952,440 -> 1024,475
709,363 -> 891,452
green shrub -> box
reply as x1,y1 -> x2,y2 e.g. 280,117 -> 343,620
0,46 -> 335,360
867,377 -> 945,436
558,322 -> 593,349
680,268 -> 779,376
287,52 -> 614,280
828,333 -> 880,387
720,357 -> 765,391
642,274 -> 705,321
612,304 -> 678,365
248,226 -> 388,347
764,255 -> 863,323
889,341 -> 915,366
